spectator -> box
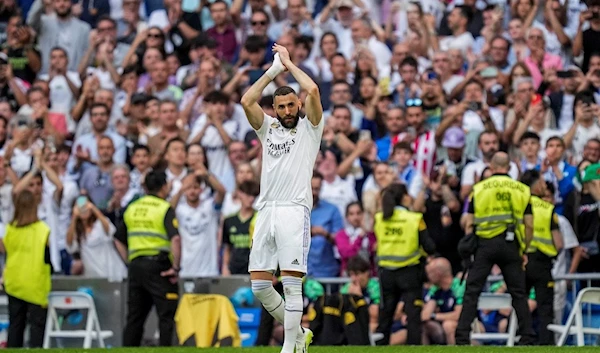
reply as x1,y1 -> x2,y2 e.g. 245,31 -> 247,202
3,15 -> 41,84
389,142 -> 422,199
438,6 -> 475,55
170,163 -> 225,277
422,257 -> 464,345
0,52 -> 27,109
71,103 -> 126,174
27,0 -> 91,75
221,179 -> 259,275
582,138 -> 600,164
340,255 -> 380,332
518,132 -> 542,171
206,0 -> 237,62
148,100 -> 189,166
308,171 -> 344,278
335,202 -> 375,276
524,27 -> 563,89
129,144 -> 151,194
413,168 -> 462,274
574,0 -> 600,73
78,136 -> 116,211
541,136 -> 576,215
66,197 -> 126,280
564,92 -> 600,163
317,149 -> 357,219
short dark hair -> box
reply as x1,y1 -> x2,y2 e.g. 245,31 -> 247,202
132,144 -> 150,155
238,180 -> 260,197
392,141 -> 413,155
122,64 -> 138,76
346,256 -> 370,274
294,35 -> 313,51
455,5 -> 474,23
345,201 -> 363,216
545,181 -> 555,195
519,131 -> 540,144
159,99 -> 178,109
545,136 -> 565,148
312,170 -> 324,181
165,137 -> 186,152
145,170 -> 168,194
259,95 -> 273,108
210,0 -> 228,9
520,169 -> 542,187
90,102 -> 110,115
50,46 -> 68,59
97,15 -> 116,27
26,86 -> 46,98
244,35 -> 267,52
400,56 -> 418,70
465,79 -> 484,91
491,35 -> 511,52
331,104 -> 351,116
204,90 -> 230,104
273,86 -> 297,99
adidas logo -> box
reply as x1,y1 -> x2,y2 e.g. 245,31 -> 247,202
291,259 -> 300,265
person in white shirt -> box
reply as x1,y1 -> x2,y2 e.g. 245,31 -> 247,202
240,45 -> 323,353
438,6 -> 475,55
163,138 -> 188,200
564,93 -> 600,164
188,91 -> 244,192
317,149 -> 357,219
170,165 -> 225,278
349,18 -> 392,74
460,131 -> 519,200
222,162 -> 257,217
38,47 -> 82,118
66,199 -> 126,281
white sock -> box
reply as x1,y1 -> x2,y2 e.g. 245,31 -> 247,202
281,276 -> 303,353
251,280 -> 285,323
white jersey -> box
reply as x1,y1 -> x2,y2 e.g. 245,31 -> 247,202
255,114 -> 324,210
176,197 -> 220,277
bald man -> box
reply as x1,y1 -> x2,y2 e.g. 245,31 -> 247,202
422,258 -> 464,345
455,152 -> 535,345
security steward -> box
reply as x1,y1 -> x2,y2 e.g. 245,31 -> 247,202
455,152 -> 536,345
520,170 -> 563,345
374,183 -> 436,345
115,170 -> 182,347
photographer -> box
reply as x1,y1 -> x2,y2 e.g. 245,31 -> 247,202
573,0 -> 600,73
0,52 -> 27,108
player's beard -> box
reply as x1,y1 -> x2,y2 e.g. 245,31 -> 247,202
277,111 -> 301,129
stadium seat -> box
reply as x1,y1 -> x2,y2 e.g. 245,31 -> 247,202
548,287 -> 600,346
43,292 -> 113,349
470,293 -> 518,346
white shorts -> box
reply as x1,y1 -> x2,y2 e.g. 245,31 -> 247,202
248,203 -> 311,273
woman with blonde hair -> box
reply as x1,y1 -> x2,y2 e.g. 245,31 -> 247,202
1,190 -> 51,348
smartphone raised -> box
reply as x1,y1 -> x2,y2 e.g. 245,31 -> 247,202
76,196 -> 88,210
359,130 -> 372,141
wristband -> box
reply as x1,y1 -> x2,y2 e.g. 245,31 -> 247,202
431,312 -> 437,321
266,53 -> 285,80
172,266 -> 181,273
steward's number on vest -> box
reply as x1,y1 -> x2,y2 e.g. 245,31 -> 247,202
385,227 -> 403,236
496,192 -> 511,201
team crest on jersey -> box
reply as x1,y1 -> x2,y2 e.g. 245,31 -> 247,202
271,121 -> 280,129
290,128 -> 297,135
230,226 -> 237,233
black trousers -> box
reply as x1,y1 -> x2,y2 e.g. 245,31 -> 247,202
123,256 -> 179,346
376,265 -> 423,345
525,252 -> 555,345
7,295 -> 47,348
456,235 -> 535,345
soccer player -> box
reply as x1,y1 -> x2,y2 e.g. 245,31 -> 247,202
241,44 -> 324,353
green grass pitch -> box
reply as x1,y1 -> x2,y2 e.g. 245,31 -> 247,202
8,347 -> 599,353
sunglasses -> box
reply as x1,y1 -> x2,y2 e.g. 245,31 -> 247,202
148,32 -> 163,38
406,98 -> 423,107
251,20 -> 267,26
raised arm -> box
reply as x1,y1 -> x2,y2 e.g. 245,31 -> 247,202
273,44 -> 323,126
240,53 -> 286,130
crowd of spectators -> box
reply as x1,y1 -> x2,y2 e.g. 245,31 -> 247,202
1,0 -> 600,345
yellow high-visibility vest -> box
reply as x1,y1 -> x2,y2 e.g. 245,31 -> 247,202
374,208 -> 422,269
524,196 -> 558,257
123,195 -> 172,261
472,175 -> 531,246
3,221 -> 51,306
